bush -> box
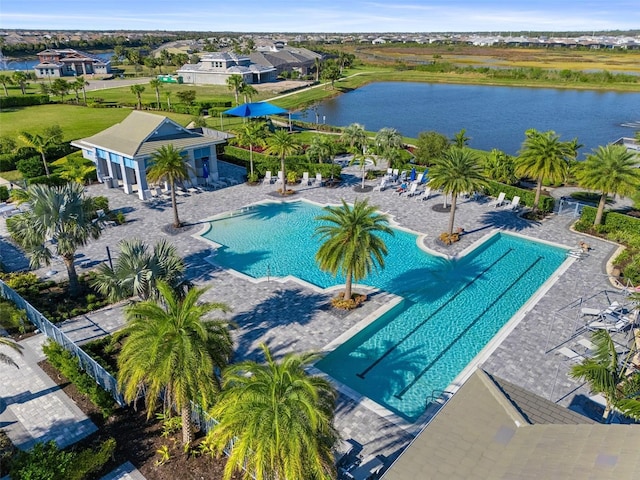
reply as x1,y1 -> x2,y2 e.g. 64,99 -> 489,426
0,186 -> 8,202
0,299 -> 28,335
9,438 -> 116,480
331,292 -> 367,310
91,196 -> 110,213
0,153 -> 17,172
42,340 -> 116,418
0,94 -> 49,109
27,174 -> 68,187
16,156 -> 45,179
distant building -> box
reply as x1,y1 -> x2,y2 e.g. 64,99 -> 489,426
249,44 -> 322,77
33,48 -> 111,78
177,52 -> 277,85
71,111 -> 230,200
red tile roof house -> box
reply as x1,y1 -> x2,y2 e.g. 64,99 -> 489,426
33,48 -> 111,78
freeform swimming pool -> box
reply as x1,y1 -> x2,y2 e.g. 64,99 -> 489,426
200,200 -> 568,422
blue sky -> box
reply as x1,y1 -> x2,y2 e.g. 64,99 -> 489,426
2,1 -> 639,33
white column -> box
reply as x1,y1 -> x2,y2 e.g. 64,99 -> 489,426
134,161 -> 148,200
119,161 -> 132,194
186,150 -> 197,186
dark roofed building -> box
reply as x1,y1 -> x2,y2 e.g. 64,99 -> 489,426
249,45 -> 322,76
177,52 -> 277,85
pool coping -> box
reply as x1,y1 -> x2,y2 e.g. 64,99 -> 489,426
192,198 -> 578,436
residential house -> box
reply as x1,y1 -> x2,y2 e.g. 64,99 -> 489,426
250,44 -> 322,77
71,111 -> 230,200
177,52 -> 277,85
33,48 -> 110,79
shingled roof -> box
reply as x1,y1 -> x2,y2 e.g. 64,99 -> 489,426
383,370 -> 640,479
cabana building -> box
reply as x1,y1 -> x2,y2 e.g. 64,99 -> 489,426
72,111 -> 230,200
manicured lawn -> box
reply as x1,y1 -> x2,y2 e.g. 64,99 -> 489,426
0,104 -> 193,141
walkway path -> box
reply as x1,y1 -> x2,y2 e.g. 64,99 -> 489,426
1,163 -> 635,478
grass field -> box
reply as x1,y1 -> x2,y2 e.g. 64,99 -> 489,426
0,104 -> 193,140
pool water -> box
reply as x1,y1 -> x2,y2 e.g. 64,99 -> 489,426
201,200 -> 568,421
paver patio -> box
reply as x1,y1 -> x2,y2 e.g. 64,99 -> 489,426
1,162 -> 635,478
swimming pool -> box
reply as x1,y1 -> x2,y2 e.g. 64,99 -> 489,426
200,200 -> 568,422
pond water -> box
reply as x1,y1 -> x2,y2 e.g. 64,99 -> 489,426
294,82 -> 640,156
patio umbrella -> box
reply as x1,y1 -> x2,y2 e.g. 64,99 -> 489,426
409,167 -> 416,182
223,102 -> 288,118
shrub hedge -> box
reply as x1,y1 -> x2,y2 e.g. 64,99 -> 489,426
42,339 -> 116,418
0,94 -> 49,108
483,180 -> 555,212
575,205 -> 640,233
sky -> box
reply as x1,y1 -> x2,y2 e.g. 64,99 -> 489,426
1,0 -> 639,33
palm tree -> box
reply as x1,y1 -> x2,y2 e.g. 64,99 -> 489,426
239,82 -> 257,104
349,147 -> 377,190
91,238 -> 185,302
306,134 -> 336,164
483,149 -> 518,185
130,84 -> 145,109
428,147 -> 488,236
569,330 -> 640,421
0,337 -> 24,368
374,127 -> 403,169
6,183 -> 102,297
515,129 -> 576,212
233,121 -> 266,178
71,76 -> 88,103
17,130 -> 60,177
573,144 -> 640,225
340,123 -> 367,153
0,73 -> 13,96
226,74 -> 244,105
314,57 -> 322,82
117,282 -> 233,444
207,343 -> 338,480
146,144 -> 192,228
149,78 -> 162,109
315,199 -> 393,300
264,129 -> 300,195
451,128 -> 470,148
165,91 -> 172,110
11,71 -> 28,94
51,154 -> 96,183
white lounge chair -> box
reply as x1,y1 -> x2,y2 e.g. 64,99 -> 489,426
581,301 -> 622,318
406,182 -> 419,197
387,167 -> 393,176
263,171 -> 273,184
557,347 -> 585,362
420,187 -> 432,201
275,171 -> 284,185
578,338 -> 596,352
302,172 -> 311,185
392,168 -> 399,181
506,196 -> 521,211
373,178 -> 388,192
488,192 -> 506,207
416,172 -> 424,183
587,318 -> 628,333
315,173 -> 324,186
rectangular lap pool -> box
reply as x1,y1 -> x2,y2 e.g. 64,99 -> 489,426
200,200 -> 568,422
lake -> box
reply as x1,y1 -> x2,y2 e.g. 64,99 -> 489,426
294,82 -> 640,156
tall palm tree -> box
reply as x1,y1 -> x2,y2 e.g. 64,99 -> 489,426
91,238 -> 185,302
149,78 -> 162,109
349,147 -> 377,190
0,73 -> 13,96
374,127 -> 403,169
239,82 -> 257,104
315,199 -> 392,300
233,121 -> 266,178
0,337 -> 24,369
428,147 -> 488,236
117,282 -> 233,444
226,74 -> 244,105
306,134 -> 336,164
71,76 -> 88,103
569,329 -> 640,421
130,84 -> 145,109
146,144 -> 192,228
165,91 -> 172,109
515,129 -> 576,212
207,343 -> 338,480
573,144 -> 640,225
6,183 -> 102,297
11,71 -> 28,94
264,130 -> 300,195
340,123 -> 367,153
17,130 -> 60,177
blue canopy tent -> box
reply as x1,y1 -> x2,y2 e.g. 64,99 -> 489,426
223,102 -> 288,118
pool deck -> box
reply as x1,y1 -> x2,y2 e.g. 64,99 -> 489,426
1,164 -> 634,477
